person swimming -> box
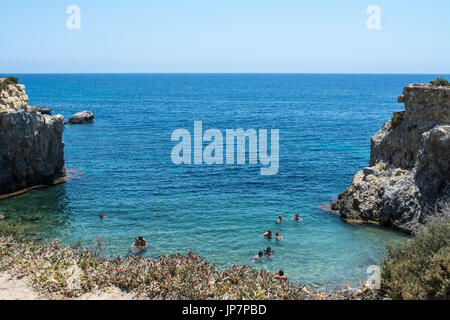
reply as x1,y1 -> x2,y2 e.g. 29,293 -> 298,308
274,269 -> 287,280
260,230 -> 273,239
251,251 -> 264,262
130,236 -> 148,253
264,247 -> 273,257
294,213 -> 302,221
99,213 -> 106,219
276,216 -> 283,224
275,232 -> 283,241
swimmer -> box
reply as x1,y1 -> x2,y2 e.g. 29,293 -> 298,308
276,216 -> 283,224
251,251 -> 264,262
260,230 -> 273,239
274,269 -> 287,280
99,213 -> 106,219
293,213 -> 302,221
275,232 -> 283,241
132,236 -> 148,250
264,247 -> 273,257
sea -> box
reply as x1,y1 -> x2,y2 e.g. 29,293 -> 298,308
3,73 -> 445,289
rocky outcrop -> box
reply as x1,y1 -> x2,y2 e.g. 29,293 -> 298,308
68,111 -> 94,124
332,84 -> 450,233
30,106 -> 52,115
0,77 -> 65,195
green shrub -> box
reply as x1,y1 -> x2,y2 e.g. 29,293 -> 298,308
6,76 -> 19,84
0,76 -> 18,91
390,111 -> 404,129
381,218 -> 450,299
429,78 -> 450,86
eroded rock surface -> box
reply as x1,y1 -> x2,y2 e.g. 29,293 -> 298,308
68,111 -> 94,124
332,84 -> 450,233
0,77 -> 65,195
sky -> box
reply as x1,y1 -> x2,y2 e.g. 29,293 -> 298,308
0,0 -> 449,73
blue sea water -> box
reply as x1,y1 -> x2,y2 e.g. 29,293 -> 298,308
2,74 -> 445,289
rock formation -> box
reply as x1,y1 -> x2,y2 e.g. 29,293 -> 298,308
30,106 -> 52,115
0,77 -> 65,195
332,84 -> 450,233
68,111 -> 94,124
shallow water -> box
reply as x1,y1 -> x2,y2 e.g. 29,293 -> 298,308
2,74 -> 443,289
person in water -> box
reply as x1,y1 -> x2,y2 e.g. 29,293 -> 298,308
275,232 -> 283,241
260,230 -> 273,239
99,213 -> 106,219
294,213 -> 302,221
134,236 -> 148,249
251,251 -> 264,262
264,247 -> 273,257
274,269 -> 287,280
276,216 -> 283,224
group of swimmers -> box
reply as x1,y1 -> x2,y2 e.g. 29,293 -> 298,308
99,211 -> 301,280
254,213 -> 303,280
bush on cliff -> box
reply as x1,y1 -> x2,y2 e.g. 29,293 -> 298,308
0,76 -> 19,91
429,77 -> 449,86
390,111 -> 404,129
381,218 -> 450,300
6,76 -> 19,84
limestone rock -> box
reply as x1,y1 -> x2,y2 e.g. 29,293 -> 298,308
68,111 -> 94,124
30,106 -> 52,115
333,84 -> 450,233
0,77 -> 65,195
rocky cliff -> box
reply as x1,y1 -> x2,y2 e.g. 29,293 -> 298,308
0,77 -> 65,195
332,84 -> 450,233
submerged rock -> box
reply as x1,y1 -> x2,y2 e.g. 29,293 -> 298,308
332,84 -> 450,233
68,111 -> 94,124
0,77 -> 65,195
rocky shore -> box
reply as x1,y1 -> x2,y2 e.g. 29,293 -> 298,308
0,77 -> 65,195
332,83 -> 450,233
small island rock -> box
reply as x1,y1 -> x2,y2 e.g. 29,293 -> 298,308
68,111 -> 95,124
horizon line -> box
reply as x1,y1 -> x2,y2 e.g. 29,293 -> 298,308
1,72 -> 449,75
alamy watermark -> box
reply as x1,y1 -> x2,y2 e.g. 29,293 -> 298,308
66,5 -> 81,30
366,5 -> 381,30
366,265 -> 381,289
171,121 -> 279,175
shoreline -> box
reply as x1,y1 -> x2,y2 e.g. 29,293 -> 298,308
0,236 -> 373,300
0,169 -> 83,201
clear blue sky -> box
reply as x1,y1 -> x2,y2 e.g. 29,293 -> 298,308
1,0 -> 449,73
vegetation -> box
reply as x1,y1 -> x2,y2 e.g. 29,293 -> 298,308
381,218 -> 450,300
0,235 -> 330,300
0,76 -> 19,91
6,76 -> 19,84
429,77 -> 450,86
390,111 -> 404,129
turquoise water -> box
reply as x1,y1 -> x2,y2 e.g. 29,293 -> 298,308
3,74 -> 444,289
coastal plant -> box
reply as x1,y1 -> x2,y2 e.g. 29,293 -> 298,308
0,236 -> 328,300
6,76 -> 19,84
381,217 -> 450,299
429,77 -> 449,86
0,76 -> 19,91
390,111 -> 404,129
